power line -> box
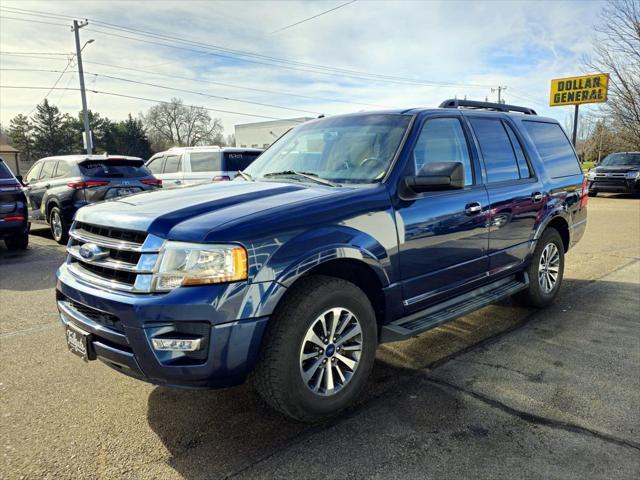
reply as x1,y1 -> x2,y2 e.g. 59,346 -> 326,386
0,85 -> 296,120
0,6 -> 496,89
0,15 -> 67,28
270,0 -> 356,34
0,51 -> 70,56
0,55 -> 393,109
25,56 -> 76,117
0,67 -> 324,114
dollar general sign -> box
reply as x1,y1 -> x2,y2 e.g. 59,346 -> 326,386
549,73 -> 609,107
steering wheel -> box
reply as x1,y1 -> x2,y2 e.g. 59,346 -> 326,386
359,157 -> 383,169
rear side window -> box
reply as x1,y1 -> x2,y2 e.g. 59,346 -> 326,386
470,118 -> 520,183
190,152 -> 221,172
53,161 -> 72,178
504,124 -> 533,179
163,155 -> 182,173
523,121 -> 581,178
0,161 -> 14,179
39,161 -> 56,180
223,151 -> 261,171
79,159 -> 151,178
412,117 -> 473,186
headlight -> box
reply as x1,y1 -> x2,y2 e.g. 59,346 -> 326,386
152,242 -> 247,291
625,171 -> 640,180
586,170 -> 596,179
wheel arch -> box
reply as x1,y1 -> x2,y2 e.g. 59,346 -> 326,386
534,210 -> 570,253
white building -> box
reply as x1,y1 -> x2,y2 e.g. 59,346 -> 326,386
235,117 -> 313,149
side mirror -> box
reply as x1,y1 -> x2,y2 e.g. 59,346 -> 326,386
15,175 -> 24,185
403,162 -> 465,195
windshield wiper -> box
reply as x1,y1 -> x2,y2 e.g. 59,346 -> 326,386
263,170 -> 339,187
236,170 -> 253,181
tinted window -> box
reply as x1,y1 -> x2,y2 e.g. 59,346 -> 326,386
53,161 -> 72,178
504,123 -> 532,178
147,157 -> 164,174
163,155 -> 182,173
79,159 -> 151,178
223,151 -> 261,171
523,121 -> 581,178
39,161 -> 56,180
190,152 -> 221,172
470,118 -> 520,183
25,163 -> 42,183
0,161 -> 14,179
413,117 -> 473,186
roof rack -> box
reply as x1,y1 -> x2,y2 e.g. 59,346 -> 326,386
439,99 -> 537,115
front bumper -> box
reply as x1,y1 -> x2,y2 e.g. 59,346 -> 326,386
56,262 -> 271,388
588,178 -> 640,194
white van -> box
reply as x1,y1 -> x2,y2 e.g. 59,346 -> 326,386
146,146 -> 263,188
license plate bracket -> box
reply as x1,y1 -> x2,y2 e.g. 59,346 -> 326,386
65,324 -> 96,362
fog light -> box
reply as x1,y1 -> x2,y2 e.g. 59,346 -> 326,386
152,338 -> 202,352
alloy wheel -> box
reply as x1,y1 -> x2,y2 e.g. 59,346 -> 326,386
51,211 -> 63,241
299,307 -> 363,397
538,242 -> 560,294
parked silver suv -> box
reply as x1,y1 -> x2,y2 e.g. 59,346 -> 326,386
146,146 -> 262,188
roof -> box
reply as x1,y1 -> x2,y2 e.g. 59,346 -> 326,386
0,144 -> 19,153
153,146 -> 263,155
35,154 -> 143,163
235,117 -> 313,129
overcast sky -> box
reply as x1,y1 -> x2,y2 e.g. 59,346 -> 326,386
0,0 -> 605,136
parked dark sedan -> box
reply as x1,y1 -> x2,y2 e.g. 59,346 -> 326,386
23,155 -> 162,244
586,152 -> 640,196
0,157 -> 29,250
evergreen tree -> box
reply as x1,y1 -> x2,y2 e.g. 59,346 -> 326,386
31,100 -> 73,157
8,114 -> 35,162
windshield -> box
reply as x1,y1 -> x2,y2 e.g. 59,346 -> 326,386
79,159 -> 151,178
0,160 -> 15,180
600,153 -> 640,166
244,114 -> 412,184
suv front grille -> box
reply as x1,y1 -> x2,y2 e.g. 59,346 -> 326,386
66,221 -> 164,293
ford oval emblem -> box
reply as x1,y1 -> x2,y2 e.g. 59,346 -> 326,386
79,243 -> 109,262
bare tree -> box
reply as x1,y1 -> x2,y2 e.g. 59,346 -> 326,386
586,0 -> 640,148
142,98 -> 224,149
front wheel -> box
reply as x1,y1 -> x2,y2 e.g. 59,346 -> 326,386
588,191 -> 598,197
49,206 -> 68,244
515,228 -> 565,308
253,276 -> 377,422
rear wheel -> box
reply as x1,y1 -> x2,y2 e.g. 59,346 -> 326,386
253,276 -> 377,422
4,229 -> 29,250
49,206 -> 68,244
515,228 -> 565,308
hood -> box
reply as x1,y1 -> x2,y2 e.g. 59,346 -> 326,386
75,180 -> 349,238
594,165 -> 640,173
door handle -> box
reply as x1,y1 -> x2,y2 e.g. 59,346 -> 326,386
465,202 -> 482,215
175,180 -> 182,184
44,183 -> 51,189
531,192 -> 543,202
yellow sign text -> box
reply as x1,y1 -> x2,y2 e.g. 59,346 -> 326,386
549,73 -> 609,107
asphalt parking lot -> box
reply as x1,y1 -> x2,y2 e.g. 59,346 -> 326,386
1,195 -> 639,479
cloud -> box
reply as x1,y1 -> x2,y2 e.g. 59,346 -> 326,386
0,0 -> 605,137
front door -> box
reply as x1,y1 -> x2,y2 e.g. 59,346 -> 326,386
466,116 -> 545,274
396,115 -> 490,313
26,160 -> 56,221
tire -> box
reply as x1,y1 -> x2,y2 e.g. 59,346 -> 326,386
253,275 -> 377,422
588,191 -> 598,197
515,228 -> 565,308
49,206 -> 68,244
4,229 -> 29,250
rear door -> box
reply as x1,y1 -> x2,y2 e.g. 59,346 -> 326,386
466,115 -> 545,275
184,151 -> 222,184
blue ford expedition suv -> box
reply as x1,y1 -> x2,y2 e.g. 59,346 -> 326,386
56,100 -> 587,421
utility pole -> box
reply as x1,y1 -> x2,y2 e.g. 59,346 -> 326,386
492,86 -> 507,104
571,104 -> 579,147
72,19 -> 92,155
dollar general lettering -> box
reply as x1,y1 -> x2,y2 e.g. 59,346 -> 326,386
549,73 -> 609,107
